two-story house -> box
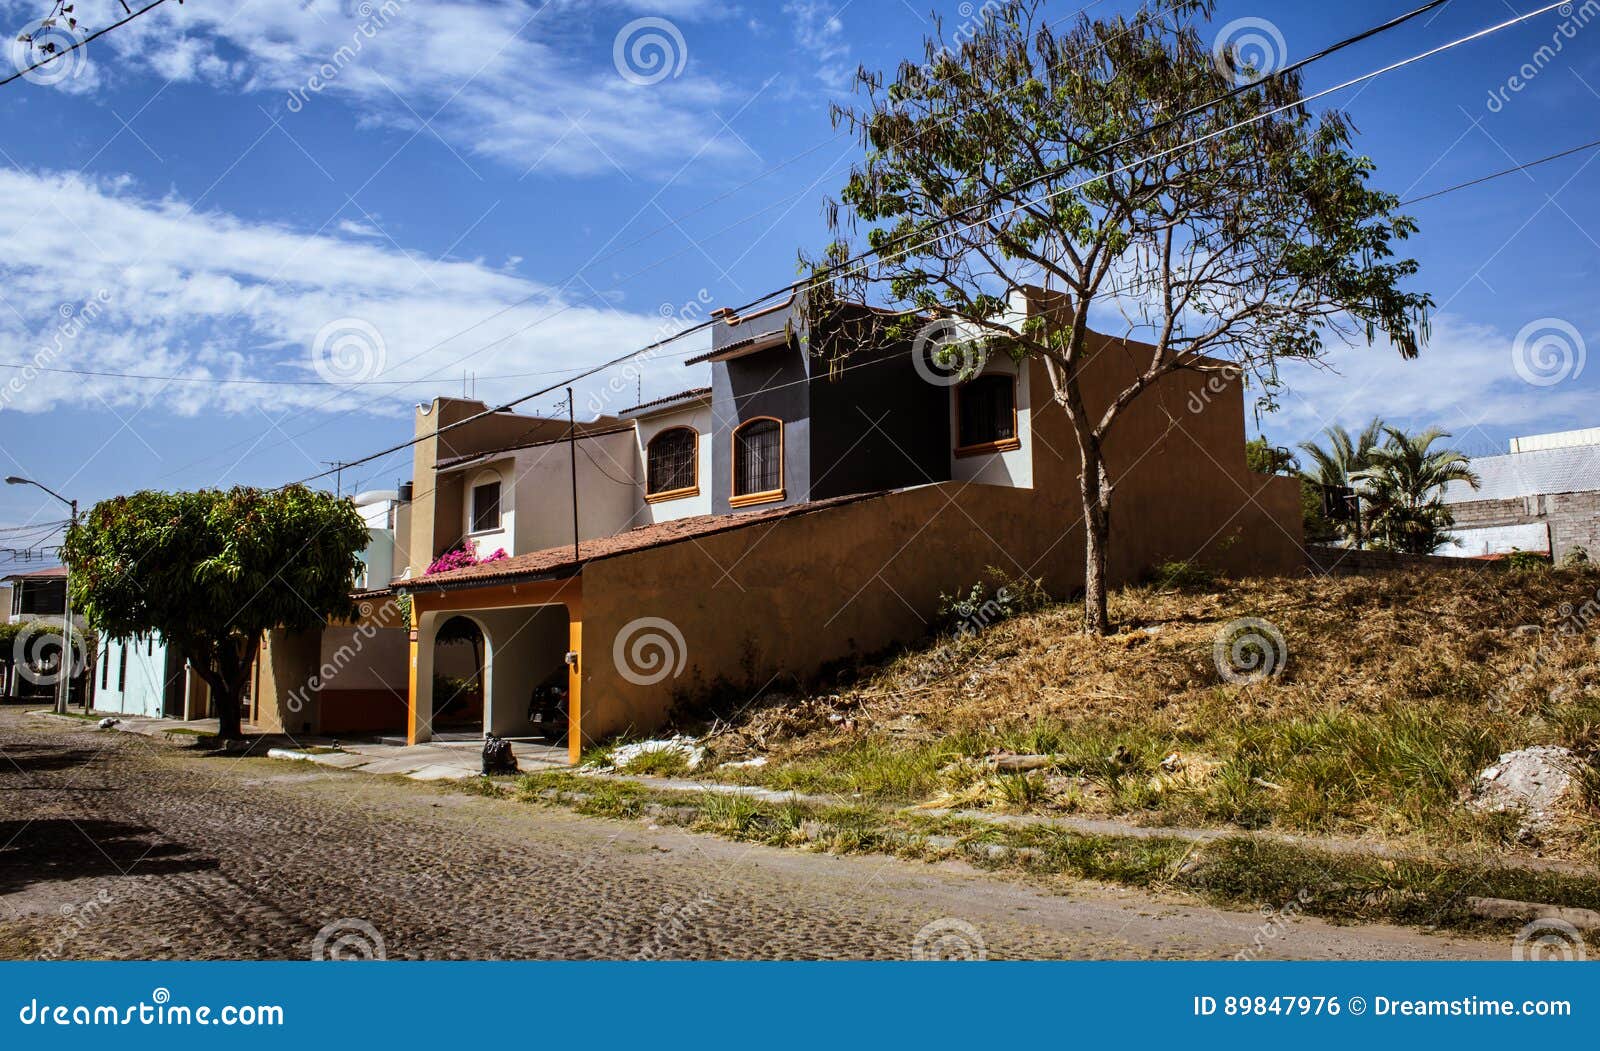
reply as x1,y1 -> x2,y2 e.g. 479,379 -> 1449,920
250,288 -> 1304,760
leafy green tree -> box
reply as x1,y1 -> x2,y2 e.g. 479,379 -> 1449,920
1298,417 -> 1387,547
60,486 -> 370,740
1353,427 -> 1479,554
801,0 -> 1430,633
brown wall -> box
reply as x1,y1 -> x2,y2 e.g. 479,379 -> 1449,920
571,344 -> 1304,743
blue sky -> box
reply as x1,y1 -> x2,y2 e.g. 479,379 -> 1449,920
1,0 -> 1597,558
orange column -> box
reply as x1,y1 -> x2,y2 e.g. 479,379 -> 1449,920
406,600 -> 422,746
566,603 -> 583,766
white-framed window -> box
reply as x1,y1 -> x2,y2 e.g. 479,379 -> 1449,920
470,478 -> 502,533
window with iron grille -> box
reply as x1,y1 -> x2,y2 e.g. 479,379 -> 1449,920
470,480 -> 501,532
957,374 -> 1017,449
646,428 -> 698,496
733,418 -> 783,498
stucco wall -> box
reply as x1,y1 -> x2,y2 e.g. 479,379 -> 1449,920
634,402 -> 714,522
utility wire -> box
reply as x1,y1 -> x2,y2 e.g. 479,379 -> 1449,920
1398,133 -> 1600,206
286,0 -> 1548,489
0,0 -> 179,89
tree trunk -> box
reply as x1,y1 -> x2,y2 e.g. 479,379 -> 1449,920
1080,445 -> 1113,636
214,686 -> 244,741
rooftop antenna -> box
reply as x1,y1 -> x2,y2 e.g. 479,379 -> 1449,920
321,460 -> 348,497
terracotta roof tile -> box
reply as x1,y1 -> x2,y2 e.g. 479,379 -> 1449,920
403,490 -> 891,591
618,387 -> 711,417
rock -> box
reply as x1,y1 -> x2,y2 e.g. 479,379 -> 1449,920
1465,897 -> 1600,931
606,736 -> 706,772
97,717 -> 120,729
1465,746 -> 1589,836
1513,625 -> 1542,636
993,753 -> 1053,773
720,756 -> 768,770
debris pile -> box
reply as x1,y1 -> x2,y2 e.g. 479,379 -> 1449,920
603,736 -> 706,773
1465,746 -> 1591,840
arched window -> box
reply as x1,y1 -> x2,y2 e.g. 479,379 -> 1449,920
645,427 -> 699,500
955,373 -> 1019,455
731,417 -> 784,506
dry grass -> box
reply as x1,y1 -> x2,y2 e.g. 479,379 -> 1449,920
698,566 -> 1600,858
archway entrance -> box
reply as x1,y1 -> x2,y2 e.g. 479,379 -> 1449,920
430,615 -> 485,737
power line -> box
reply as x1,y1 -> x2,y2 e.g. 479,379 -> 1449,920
287,0 -> 1546,489
0,360 -> 645,387
1399,134 -> 1600,206
1,0 -> 179,89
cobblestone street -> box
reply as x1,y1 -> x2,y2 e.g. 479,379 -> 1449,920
0,709 -> 1500,960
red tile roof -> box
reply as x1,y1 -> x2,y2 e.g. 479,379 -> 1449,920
404,490 -> 891,591
618,387 -> 711,417
2,565 -> 67,582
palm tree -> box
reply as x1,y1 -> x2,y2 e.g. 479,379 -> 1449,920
1298,418 -> 1387,547
1352,427 -> 1480,554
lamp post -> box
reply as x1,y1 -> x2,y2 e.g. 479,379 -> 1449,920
5,477 -> 78,715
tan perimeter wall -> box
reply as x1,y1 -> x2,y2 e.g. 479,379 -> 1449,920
573,353 -> 1304,742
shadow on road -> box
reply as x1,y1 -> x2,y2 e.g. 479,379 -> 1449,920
0,747 -> 108,774
0,819 -> 218,894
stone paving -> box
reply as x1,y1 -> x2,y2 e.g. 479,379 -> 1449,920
0,708 -> 1502,961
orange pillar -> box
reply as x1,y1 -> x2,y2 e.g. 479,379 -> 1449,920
566,600 -> 583,766
406,601 -> 422,746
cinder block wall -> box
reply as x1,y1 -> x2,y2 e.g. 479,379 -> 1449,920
1451,491 -> 1600,561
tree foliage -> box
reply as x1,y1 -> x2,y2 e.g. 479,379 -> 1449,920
800,0 -> 1430,632
60,486 -> 370,739
1353,427 -> 1479,554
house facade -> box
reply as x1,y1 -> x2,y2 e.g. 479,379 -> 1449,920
1443,427 -> 1600,560
361,288 -> 1304,762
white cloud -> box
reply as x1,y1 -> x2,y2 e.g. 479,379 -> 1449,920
0,0 -> 746,177
784,0 -> 852,91
1265,313 -> 1596,449
0,168 -> 710,420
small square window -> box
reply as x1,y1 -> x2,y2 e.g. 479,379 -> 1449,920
956,374 -> 1018,452
471,481 -> 501,532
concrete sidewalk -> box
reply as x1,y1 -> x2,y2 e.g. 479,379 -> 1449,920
267,738 -> 569,780
31,709 -> 568,781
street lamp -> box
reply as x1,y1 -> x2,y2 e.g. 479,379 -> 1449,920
6,477 -> 78,715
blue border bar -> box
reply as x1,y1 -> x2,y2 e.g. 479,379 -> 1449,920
1,962 -> 1593,1048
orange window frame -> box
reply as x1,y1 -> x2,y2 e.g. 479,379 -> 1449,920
730,416 -> 786,507
954,372 -> 1021,458
644,426 -> 700,503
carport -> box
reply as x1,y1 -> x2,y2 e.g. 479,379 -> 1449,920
404,574 -> 583,765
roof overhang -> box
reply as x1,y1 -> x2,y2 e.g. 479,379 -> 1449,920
684,328 -> 787,367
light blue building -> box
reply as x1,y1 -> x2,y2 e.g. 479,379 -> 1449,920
94,632 -> 207,720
